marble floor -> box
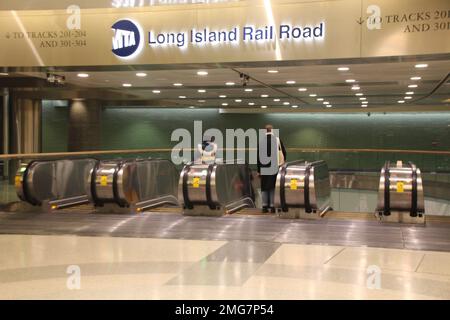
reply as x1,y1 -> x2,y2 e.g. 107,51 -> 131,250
0,234 -> 449,299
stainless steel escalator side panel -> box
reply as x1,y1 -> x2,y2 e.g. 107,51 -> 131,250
376,161 -> 425,222
91,161 -> 117,204
275,160 -> 331,217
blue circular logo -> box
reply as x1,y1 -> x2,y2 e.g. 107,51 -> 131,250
111,19 -> 142,59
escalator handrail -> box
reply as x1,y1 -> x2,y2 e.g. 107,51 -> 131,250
409,162 -> 418,217
383,161 -> 391,216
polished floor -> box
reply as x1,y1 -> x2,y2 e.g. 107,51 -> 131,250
1,234 -> 450,299
1,210 -> 450,299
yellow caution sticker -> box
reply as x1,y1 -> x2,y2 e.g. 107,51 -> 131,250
100,175 -> 108,186
14,176 -> 21,188
396,181 -> 404,193
290,178 -> 298,190
192,177 -> 200,188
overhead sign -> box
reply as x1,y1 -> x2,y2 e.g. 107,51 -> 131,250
0,0 -> 448,67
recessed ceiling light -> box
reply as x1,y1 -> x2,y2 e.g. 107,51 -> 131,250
77,73 -> 89,78
292,105 -> 299,108
179,95 -> 186,99
317,98 -> 324,101
136,72 -> 147,77
351,86 -> 360,90
222,103 -> 228,106
197,70 -> 208,76
286,80 -> 296,84
198,89 -> 206,93
345,79 -> 356,83
226,82 -> 235,86
235,99 -> 242,102
152,90 -> 160,93
326,105 -> 332,108
359,97 -> 366,100
405,91 -> 414,95
219,95 -> 227,98
415,63 -> 428,68
189,106 -> 195,109
337,67 -> 350,71
273,98 -> 280,102
267,70 -> 278,73
323,101 -> 329,105
198,100 -> 206,102
298,88 -> 307,92
261,94 -> 269,98
355,93 -> 363,96
398,100 -> 405,103
244,88 -> 253,92
248,102 -> 255,106
122,83 -> 132,87
283,102 -> 290,105
173,83 -> 183,86
261,105 -> 268,109
362,101 -> 368,104
309,94 -> 317,97
361,105 -> 368,108
408,84 -> 418,88
404,96 -> 412,100
410,76 -> 421,81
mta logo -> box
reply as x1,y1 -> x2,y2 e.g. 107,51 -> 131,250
111,19 -> 142,58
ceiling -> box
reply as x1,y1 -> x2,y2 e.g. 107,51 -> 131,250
1,58 -> 450,112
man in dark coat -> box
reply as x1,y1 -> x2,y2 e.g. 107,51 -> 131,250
257,124 -> 287,213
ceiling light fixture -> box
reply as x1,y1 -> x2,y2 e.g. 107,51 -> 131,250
197,70 -> 208,76
359,97 -> 366,100
415,63 -> 428,68
179,95 -> 186,99
292,105 -> 299,108
273,98 -> 280,102
219,95 -> 227,98
198,100 -> 206,102
267,70 -> 278,73
0,72 -> 9,76
405,91 -> 414,95
198,89 -> 206,93
244,88 -> 253,92
404,96 -> 412,100
261,94 -> 269,98
410,76 -> 421,81
283,102 -> 290,105
408,84 -> 418,88
173,83 -> 183,86
235,99 -> 242,102
152,90 -> 160,93
261,105 -> 268,109
136,72 -> 147,77
77,73 -> 89,78
286,80 -> 296,84
398,100 -> 405,103
309,94 -> 317,97
122,83 -> 132,87
351,86 -> 360,90
337,67 -> 350,71
317,98 -> 324,101
225,82 -> 235,86
222,103 -> 228,106
248,102 -> 255,105
355,93 -> 363,96
345,79 -> 356,83
298,88 -> 307,92
323,101 -> 329,105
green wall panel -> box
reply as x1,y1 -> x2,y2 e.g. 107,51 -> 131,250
41,100 -> 68,152
99,109 -> 450,172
